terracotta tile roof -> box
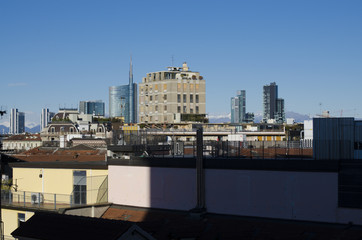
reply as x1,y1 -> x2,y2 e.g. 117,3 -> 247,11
13,147 -> 106,163
3,134 -> 41,141
102,205 -> 362,240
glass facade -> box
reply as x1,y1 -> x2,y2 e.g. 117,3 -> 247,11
109,83 -> 137,123
231,90 -> 246,123
79,100 -> 105,116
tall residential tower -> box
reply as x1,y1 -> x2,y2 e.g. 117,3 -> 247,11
138,62 -> 206,124
40,108 -> 55,132
263,82 -> 285,123
10,108 -> 25,134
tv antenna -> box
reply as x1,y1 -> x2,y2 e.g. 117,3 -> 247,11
0,106 -> 6,119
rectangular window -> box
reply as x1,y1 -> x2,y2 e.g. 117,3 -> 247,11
183,94 -> 187,103
164,105 -> 167,111
183,106 -> 187,113
73,171 -> 87,205
177,94 -> 181,103
190,108 -> 193,114
177,106 -> 181,113
196,95 -> 199,103
18,213 -> 25,227
190,84 -> 194,90
196,84 -> 199,91
196,106 -> 199,114
150,96 -> 153,101
155,95 -> 158,101
163,84 -> 167,91
190,95 -> 193,103
164,95 -> 167,100
155,106 -> 158,111
183,83 -> 187,90
155,84 -> 158,90
177,83 -> 181,91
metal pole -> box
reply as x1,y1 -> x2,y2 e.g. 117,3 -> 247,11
0,153 -> 4,240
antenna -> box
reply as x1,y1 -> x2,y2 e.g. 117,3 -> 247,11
0,106 -> 6,119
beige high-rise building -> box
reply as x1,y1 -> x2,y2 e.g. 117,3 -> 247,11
139,62 -> 206,123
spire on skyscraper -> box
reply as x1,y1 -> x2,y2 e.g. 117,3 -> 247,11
129,54 -> 133,85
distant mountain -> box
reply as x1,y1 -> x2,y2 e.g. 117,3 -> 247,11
0,124 -> 40,134
208,111 -> 310,124
0,125 -> 9,134
25,125 -> 41,133
285,111 -> 311,123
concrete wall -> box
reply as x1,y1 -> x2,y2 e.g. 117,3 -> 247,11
109,166 -> 196,210
108,164 -> 362,224
205,169 -> 337,222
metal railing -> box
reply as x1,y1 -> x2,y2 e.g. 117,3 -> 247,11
1,190 -> 73,210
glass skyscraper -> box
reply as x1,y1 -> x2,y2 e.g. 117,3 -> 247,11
109,57 -> 137,123
263,82 -> 285,123
79,100 -> 105,116
10,108 -> 25,134
231,90 -> 246,123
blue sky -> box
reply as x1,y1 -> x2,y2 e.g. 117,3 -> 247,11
1,0 -> 361,125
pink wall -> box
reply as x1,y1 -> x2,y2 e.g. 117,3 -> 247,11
109,165 -> 362,224
205,169 -> 338,222
109,166 -> 196,210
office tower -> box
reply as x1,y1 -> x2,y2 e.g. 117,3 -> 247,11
109,57 -> 137,123
41,108 -> 55,132
138,62 -> 206,123
231,90 -> 246,123
10,108 -> 25,134
79,100 -> 105,116
263,82 -> 285,123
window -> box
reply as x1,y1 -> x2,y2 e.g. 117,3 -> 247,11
150,96 -> 153,101
190,95 -> 193,103
177,94 -> 181,103
177,106 -> 181,113
155,84 -> 158,91
73,171 -> 86,205
164,95 -> 167,100
164,105 -> 167,111
196,106 -> 199,114
155,95 -> 158,101
196,95 -> 199,103
183,106 -> 187,113
51,127 -> 55,133
183,94 -> 187,103
177,83 -> 181,91
196,84 -> 199,91
163,84 -> 167,91
183,83 -> 187,90
155,106 -> 158,112
190,108 -> 193,114
18,213 -> 25,227
190,84 -> 194,90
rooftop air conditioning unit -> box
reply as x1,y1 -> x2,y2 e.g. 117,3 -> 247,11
31,193 -> 44,204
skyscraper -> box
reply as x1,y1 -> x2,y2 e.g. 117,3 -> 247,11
109,57 -> 137,123
41,108 -> 55,132
263,82 -> 285,123
79,100 -> 105,116
231,90 -> 246,123
138,62 -> 206,123
10,108 -> 25,134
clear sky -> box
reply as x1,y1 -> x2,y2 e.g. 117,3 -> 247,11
1,0 -> 361,126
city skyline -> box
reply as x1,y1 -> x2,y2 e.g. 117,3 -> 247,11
1,0 -> 361,126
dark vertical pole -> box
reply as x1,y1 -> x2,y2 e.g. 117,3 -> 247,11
195,127 -> 205,210
0,153 -> 4,240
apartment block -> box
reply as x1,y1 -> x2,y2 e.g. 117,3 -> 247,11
138,62 -> 206,123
